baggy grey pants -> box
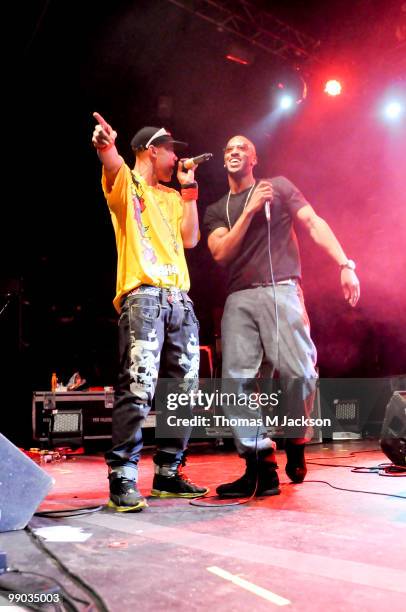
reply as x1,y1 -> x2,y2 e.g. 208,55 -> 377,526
221,283 -> 318,456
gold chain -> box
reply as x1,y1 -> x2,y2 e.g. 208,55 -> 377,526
226,183 -> 256,230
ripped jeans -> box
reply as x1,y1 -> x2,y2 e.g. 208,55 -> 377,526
105,286 -> 200,478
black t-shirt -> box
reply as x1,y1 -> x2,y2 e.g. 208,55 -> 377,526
203,176 -> 309,294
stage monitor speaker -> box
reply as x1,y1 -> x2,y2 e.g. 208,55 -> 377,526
0,434 -> 54,532
380,391 -> 406,467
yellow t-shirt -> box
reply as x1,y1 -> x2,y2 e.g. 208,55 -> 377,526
102,164 -> 190,312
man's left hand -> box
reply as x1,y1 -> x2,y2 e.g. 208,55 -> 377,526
341,269 -> 360,307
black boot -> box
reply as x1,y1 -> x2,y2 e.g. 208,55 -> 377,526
216,452 -> 280,498
285,440 -> 307,483
216,459 -> 257,498
257,454 -> 281,496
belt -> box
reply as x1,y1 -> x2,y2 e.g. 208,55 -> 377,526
127,284 -> 187,304
251,278 -> 298,288
276,279 -> 297,286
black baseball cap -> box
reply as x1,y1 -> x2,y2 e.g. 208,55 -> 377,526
130,127 -> 188,152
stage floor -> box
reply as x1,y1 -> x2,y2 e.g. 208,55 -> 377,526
1,440 -> 405,611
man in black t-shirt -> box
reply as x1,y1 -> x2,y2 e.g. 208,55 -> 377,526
204,135 -> 360,498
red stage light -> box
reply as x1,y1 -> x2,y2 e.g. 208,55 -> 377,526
225,54 -> 249,65
324,79 -> 342,96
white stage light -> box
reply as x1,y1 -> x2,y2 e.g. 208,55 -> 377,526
324,79 -> 342,96
280,95 -> 294,110
384,101 -> 403,120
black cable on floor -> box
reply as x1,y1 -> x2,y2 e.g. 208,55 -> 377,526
352,463 -> 406,476
307,458 -> 405,476
308,447 -> 381,461
189,491 -> 257,508
307,461 -> 375,469
306,447 -> 405,475
298,479 -> 406,499
35,506 -> 104,518
2,568 -> 85,612
26,525 -> 110,612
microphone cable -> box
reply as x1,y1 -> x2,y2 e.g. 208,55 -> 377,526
265,200 -> 281,375
190,194 -> 279,509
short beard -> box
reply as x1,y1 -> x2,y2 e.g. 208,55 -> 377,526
227,166 -> 245,180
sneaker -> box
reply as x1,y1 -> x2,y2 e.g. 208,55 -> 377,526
108,476 -> 148,512
285,441 -> 307,483
151,468 -> 209,498
216,454 -> 280,498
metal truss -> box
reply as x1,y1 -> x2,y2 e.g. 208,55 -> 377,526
167,0 -> 321,66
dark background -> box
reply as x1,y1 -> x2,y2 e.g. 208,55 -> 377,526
2,0 -> 406,444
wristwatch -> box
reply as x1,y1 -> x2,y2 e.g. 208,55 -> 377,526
340,259 -> 356,271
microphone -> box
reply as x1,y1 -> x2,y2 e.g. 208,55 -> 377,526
182,152 -> 213,171
265,200 -> 271,222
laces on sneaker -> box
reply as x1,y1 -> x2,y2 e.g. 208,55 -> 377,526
175,467 -> 192,483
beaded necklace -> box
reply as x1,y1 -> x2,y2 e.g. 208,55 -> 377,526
130,171 -> 180,254
153,189 -> 180,254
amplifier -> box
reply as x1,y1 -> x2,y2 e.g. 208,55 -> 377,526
32,391 -> 156,444
331,398 -> 362,440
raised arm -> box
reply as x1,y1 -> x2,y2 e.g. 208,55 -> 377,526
296,204 -> 360,307
92,112 -> 123,190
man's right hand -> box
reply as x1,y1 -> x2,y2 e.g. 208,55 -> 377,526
244,180 -> 273,217
92,112 -> 117,150
92,112 -> 123,188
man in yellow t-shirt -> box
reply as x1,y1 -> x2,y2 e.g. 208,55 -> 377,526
92,113 -> 208,511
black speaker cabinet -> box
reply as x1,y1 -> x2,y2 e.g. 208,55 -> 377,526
0,434 -> 54,532
380,391 -> 406,467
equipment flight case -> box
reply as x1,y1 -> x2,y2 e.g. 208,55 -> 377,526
32,391 -> 156,447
